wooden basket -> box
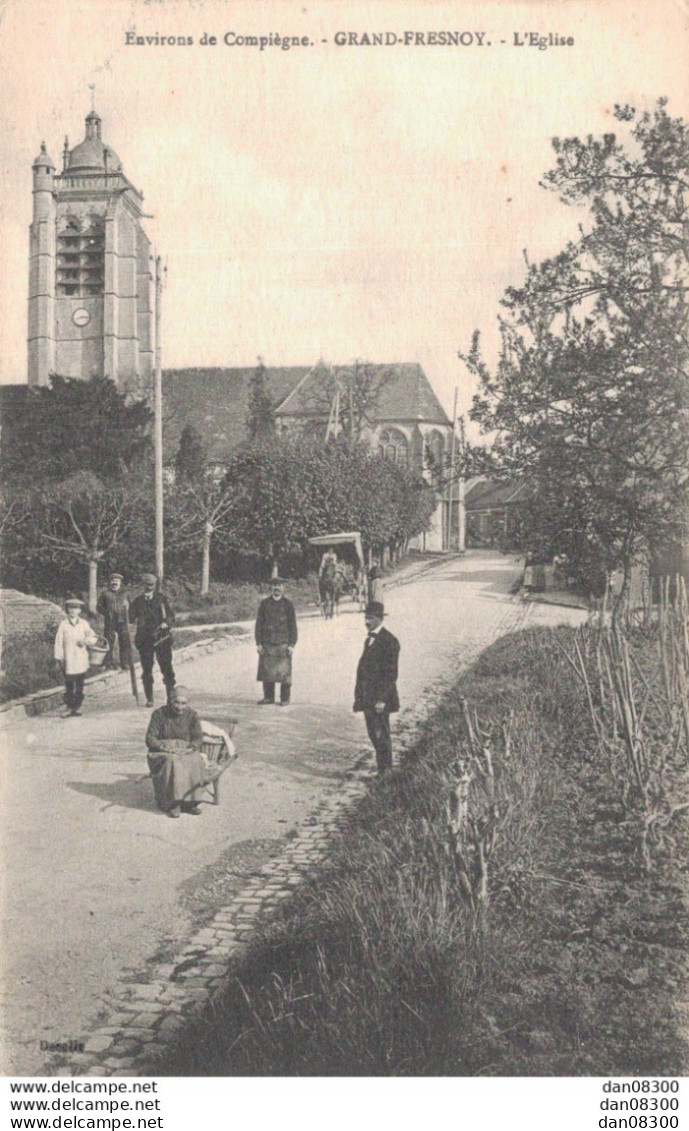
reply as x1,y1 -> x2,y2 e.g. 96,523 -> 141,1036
87,636 -> 110,667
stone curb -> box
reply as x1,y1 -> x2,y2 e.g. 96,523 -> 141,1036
0,628 -> 251,730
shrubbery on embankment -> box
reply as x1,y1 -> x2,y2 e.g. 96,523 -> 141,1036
159,625 -> 688,1076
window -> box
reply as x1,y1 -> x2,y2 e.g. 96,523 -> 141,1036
378,428 -> 409,467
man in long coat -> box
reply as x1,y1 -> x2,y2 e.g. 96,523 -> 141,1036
96,572 -> 131,670
353,600 -> 400,774
128,574 -> 176,707
255,577 -> 298,705
145,686 -> 206,818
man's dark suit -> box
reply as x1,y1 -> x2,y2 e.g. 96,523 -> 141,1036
128,591 -> 176,704
354,625 -> 400,772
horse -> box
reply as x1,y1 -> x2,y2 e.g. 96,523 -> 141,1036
319,560 -> 343,619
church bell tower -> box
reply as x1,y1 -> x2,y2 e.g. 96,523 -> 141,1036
28,108 -> 154,393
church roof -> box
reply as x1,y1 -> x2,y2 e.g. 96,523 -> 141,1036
279,362 -> 451,426
162,361 -> 451,464
67,139 -> 123,172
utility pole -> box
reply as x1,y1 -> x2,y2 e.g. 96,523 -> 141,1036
458,415 -> 466,553
325,363 -> 342,442
349,361 -> 356,443
325,386 -> 340,441
447,387 -> 458,552
153,253 -> 166,582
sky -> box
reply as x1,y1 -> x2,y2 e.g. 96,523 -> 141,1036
0,0 -> 687,424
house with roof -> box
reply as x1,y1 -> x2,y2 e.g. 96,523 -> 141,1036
162,361 -> 456,551
464,478 -> 530,547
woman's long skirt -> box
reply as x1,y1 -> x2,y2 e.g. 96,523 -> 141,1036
147,749 -> 207,810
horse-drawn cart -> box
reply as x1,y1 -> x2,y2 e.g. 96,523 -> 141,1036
309,532 -> 368,617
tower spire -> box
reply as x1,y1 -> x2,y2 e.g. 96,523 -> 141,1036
89,83 -> 96,112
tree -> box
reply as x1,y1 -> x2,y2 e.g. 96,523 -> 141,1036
303,361 -> 397,443
223,438 -> 325,572
246,357 -> 276,443
391,466 -> 437,555
1,374 -> 152,485
175,424 -> 206,485
1,376 -> 154,601
463,99 -> 689,604
24,471 -> 145,611
166,475 -> 237,596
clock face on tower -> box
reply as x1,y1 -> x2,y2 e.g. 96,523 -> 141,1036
72,308 -> 91,327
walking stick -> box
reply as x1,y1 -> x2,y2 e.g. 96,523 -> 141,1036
124,602 -> 140,705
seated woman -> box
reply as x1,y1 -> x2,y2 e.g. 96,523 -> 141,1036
145,685 -> 207,818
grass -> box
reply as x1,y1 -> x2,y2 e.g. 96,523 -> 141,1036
168,577 -> 319,625
154,624 -> 687,1077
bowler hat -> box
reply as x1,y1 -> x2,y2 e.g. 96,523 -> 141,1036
364,601 -> 386,618
270,576 -> 288,585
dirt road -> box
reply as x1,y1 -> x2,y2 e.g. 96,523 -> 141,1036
0,552 -> 586,1074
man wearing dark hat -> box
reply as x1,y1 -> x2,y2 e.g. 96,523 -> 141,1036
128,574 -> 176,707
96,572 -> 131,670
353,601 -> 400,775
54,598 -> 98,717
255,577 -> 298,705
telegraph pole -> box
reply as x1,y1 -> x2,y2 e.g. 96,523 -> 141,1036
447,386 -> 458,552
153,253 -> 166,582
458,415 -> 466,553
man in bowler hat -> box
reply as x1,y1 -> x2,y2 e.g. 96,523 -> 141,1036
353,601 -> 400,774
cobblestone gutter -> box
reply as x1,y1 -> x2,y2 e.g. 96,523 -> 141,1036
49,776 -> 369,1077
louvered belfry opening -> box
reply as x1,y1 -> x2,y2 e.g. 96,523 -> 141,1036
56,214 -> 105,297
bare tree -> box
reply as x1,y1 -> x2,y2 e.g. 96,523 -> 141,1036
166,476 -> 238,595
303,360 -> 398,442
28,471 -> 138,612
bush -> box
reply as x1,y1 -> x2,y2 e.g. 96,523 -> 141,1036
1,622 -> 62,701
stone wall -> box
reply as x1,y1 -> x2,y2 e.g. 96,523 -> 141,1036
0,590 -> 63,637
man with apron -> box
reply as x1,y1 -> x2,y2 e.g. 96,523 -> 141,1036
255,577 -> 298,706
